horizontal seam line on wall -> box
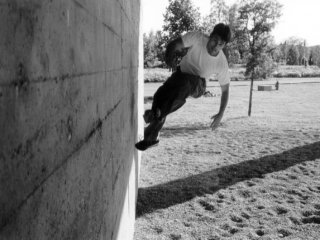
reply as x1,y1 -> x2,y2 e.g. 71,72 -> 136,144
0,99 -> 122,231
0,66 -> 139,88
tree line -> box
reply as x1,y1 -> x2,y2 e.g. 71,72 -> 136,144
144,0 -> 320,74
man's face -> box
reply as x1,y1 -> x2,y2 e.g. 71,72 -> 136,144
206,35 -> 226,56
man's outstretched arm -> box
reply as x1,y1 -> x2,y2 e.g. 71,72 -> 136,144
165,37 -> 185,68
210,83 -> 229,130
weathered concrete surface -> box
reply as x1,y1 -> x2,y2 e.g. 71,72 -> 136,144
0,0 -> 142,239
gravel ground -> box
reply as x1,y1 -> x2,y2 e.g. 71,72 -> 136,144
134,80 -> 320,240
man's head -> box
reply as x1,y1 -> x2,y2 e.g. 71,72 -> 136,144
207,23 -> 231,56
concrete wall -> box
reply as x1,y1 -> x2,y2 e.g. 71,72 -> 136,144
0,0 -> 142,239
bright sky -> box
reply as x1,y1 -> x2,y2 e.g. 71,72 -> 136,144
142,0 -> 320,46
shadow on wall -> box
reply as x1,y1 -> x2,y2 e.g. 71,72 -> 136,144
136,141 -> 320,217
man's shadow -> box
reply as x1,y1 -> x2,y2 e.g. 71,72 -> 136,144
137,141 -> 320,217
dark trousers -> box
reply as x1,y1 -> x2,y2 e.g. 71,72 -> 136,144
144,68 -> 206,141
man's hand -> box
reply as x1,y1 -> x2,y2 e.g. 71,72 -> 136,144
211,83 -> 229,130
165,37 -> 184,68
210,113 -> 223,130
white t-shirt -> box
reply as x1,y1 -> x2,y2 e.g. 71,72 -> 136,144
180,31 -> 230,86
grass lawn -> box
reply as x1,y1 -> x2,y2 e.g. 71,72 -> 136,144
134,81 -> 320,240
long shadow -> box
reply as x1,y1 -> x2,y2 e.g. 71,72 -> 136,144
137,141 -> 320,217
161,124 -> 209,138
161,118 -> 240,138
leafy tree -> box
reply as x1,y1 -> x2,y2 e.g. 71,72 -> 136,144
143,32 -> 156,67
277,41 -> 288,64
286,46 -> 300,65
254,53 -> 277,78
275,39 -> 308,66
308,53 -> 314,65
143,31 -> 166,67
163,0 -> 201,40
285,37 -> 304,46
236,0 -> 282,116
285,37 -> 308,65
227,47 -> 241,65
229,3 -> 249,62
271,45 -> 283,63
201,0 -> 229,35
210,0 -> 229,23
309,46 -> 320,67
200,15 -> 216,35
154,31 -> 167,63
297,41 -> 308,65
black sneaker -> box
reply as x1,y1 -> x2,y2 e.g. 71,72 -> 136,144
135,140 -> 159,151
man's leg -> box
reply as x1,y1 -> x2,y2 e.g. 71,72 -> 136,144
144,96 -> 186,141
135,99 -> 187,151
135,72 -> 190,151
143,117 -> 165,141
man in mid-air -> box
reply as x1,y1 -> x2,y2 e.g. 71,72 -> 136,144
136,23 -> 232,151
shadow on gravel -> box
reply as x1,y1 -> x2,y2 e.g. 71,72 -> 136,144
160,119 -> 245,138
137,141 -> 320,217
161,125 -> 209,138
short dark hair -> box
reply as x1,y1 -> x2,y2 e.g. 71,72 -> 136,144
210,23 -> 231,43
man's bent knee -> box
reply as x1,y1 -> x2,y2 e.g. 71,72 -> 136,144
169,100 -> 186,113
